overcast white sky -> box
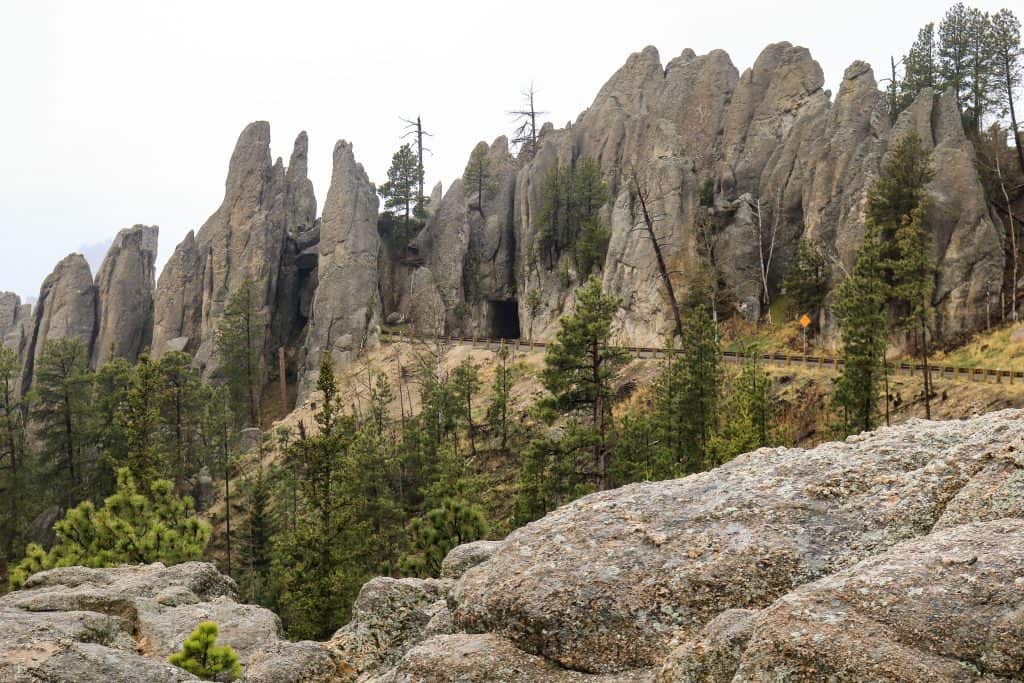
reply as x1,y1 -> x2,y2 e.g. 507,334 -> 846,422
0,0 -> 1007,299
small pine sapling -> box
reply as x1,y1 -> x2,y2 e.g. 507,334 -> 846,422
168,621 -> 241,681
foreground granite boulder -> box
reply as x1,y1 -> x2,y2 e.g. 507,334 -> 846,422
0,562 -> 341,682
368,633 -> 654,683
5,412 -> 1023,682
730,519 -> 1024,681
655,609 -> 758,682
439,540 -> 504,580
328,577 -> 453,678
452,411 -> 1024,673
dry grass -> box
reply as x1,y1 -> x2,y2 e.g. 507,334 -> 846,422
933,323 -> 1024,371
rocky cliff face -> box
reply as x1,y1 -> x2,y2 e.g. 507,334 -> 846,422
298,140 -> 381,396
6,41 -> 1010,408
0,292 -> 32,379
151,122 -> 317,381
20,254 -> 97,393
400,43 -> 1003,347
92,224 -> 159,368
10,226 -> 159,393
8,412 -> 1021,681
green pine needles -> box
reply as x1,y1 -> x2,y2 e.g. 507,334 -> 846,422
9,467 -> 210,589
168,621 -> 241,681
399,498 -> 488,578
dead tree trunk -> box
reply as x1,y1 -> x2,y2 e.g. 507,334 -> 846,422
996,155 -> 1019,320
632,172 -> 683,340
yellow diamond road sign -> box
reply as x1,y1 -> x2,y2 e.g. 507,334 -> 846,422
799,314 -> 812,328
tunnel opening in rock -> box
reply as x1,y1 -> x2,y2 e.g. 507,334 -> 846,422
487,299 -> 521,340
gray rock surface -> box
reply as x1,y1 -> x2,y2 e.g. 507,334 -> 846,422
439,539 -> 504,579
21,254 -> 96,392
328,576 -> 452,677
394,44 -> 1002,347
732,519 -> 1024,681
0,562 -> 342,682
452,411 -> 1024,673
299,140 -> 381,397
0,292 -> 23,347
655,609 -> 758,682
403,267 -> 445,336
92,224 -> 158,367
369,633 -> 655,683
0,293 -> 32,393
152,123 -> 315,384
889,88 -> 1004,343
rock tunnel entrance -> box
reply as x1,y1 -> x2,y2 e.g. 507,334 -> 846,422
487,299 -> 521,340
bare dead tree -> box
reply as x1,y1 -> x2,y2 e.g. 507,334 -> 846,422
629,170 -> 683,339
694,212 -> 721,327
749,189 -> 783,323
401,115 -> 432,210
508,83 -> 547,159
995,154 -> 1020,320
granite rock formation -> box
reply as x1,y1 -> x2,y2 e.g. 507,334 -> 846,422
399,43 -> 1002,348
0,562 -> 341,682
20,254 -> 97,393
0,291 -> 32,372
151,122 -> 317,383
298,140 -> 381,396
320,410 -> 1024,681
724,519 -> 1024,681
91,224 -> 159,367
4,41 -> 1011,408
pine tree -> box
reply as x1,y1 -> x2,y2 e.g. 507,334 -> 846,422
608,411 -> 661,486
833,237 -> 888,436
514,431 -> 561,524
379,144 -> 423,229
464,142 -> 495,215
650,302 -> 722,476
157,351 -> 208,490
868,132 -> 937,418
112,353 -> 165,487
540,277 -> 628,490
900,23 -> 939,109
939,3 -> 974,119
367,372 -> 395,439
783,238 -> 829,329
486,343 -> 515,453
9,467 -> 211,589
270,356 -> 370,639
710,355 -> 773,464
346,425 -> 403,575
890,206 -> 937,417
451,359 -> 481,460
0,347 -> 28,567
237,466 -> 273,605
30,338 -> 96,509
399,497 -> 487,578
201,385 -> 236,575
509,84 -> 546,158
938,3 -> 997,133
168,621 -> 241,681
537,158 -> 609,274
216,280 -> 263,428
92,357 -> 135,492
990,9 -> 1024,173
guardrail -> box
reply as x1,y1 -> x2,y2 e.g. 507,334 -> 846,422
379,330 -> 1024,385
